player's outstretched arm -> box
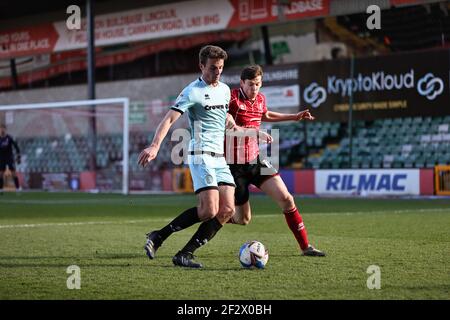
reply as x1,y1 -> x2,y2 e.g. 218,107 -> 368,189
225,114 -> 273,144
138,109 -> 181,167
262,109 -> 315,122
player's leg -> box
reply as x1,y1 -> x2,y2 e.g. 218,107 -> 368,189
227,165 -> 252,225
179,185 -> 234,253
173,185 -> 234,268
144,161 -> 219,260
259,175 -> 325,256
229,177 -> 252,225
259,175 -> 294,210
0,170 -> 4,193
11,171 -> 20,190
216,184 -> 236,224
152,188 -> 218,238
0,160 -> 5,193
231,202 -> 252,225
8,161 -> 20,190
173,163 -> 235,268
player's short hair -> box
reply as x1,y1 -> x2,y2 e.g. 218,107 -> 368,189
240,65 -> 263,81
199,45 -> 228,65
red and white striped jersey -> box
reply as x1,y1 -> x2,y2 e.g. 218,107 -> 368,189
225,88 -> 267,164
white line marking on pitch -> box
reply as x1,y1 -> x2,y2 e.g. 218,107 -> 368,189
0,208 -> 448,229
0,218 -> 171,229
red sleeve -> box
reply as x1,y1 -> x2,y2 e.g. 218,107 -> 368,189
228,88 -> 239,117
260,93 -> 268,114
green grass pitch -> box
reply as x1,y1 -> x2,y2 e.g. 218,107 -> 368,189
0,192 -> 449,300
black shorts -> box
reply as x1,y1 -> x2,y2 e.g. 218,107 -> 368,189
0,157 -> 15,171
229,157 -> 279,206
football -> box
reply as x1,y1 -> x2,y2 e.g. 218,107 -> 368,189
238,240 -> 269,269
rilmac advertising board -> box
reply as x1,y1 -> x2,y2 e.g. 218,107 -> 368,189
315,169 -> 420,196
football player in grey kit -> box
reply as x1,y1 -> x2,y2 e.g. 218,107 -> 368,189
138,45 -> 271,268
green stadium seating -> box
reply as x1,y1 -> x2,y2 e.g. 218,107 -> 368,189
13,115 -> 450,175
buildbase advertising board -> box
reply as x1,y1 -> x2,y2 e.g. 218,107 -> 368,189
315,169 -> 420,196
0,29 -> 250,89
0,0 -> 329,59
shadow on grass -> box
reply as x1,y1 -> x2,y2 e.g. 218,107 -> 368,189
0,252 -> 313,271
0,253 -> 150,260
0,262 -> 243,271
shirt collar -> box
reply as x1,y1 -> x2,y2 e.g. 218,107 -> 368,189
199,77 -> 220,87
239,88 -> 257,102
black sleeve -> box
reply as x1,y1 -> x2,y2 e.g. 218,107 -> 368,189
9,135 -> 20,155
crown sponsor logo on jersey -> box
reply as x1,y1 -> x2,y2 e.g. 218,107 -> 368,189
204,104 -> 227,111
204,94 -> 210,100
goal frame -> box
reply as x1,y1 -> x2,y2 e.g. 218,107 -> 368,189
0,98 -> 130,195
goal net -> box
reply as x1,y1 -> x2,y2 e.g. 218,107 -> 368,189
0,98 -> 131,194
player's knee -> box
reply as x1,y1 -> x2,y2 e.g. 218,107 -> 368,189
279,193 -> 294,209
218,205 -> 235,221
241,215 -> 251,225
232,204 -> 251,225
198,203 -> 219,220
232,214 -> 250,225
240,207 -> 251,225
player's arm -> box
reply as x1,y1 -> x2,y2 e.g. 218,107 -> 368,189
262,109 -> 315,122
226,114 -> 273,143
11,136 -> 21,164
138,109 -> 181,167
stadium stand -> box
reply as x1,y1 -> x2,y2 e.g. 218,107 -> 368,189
334,3 -> 450,52
13,114 -> 449,176
272,115 -> 450,169
1,0 -> 449,194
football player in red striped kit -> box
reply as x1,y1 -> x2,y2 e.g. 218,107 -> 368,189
225,65 -> 325,257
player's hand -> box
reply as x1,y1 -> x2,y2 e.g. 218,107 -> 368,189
258,130 -> 273,144
138,145 -> 158,167
16,155 -> 21,164
225,114 -> 237,130
295,109 -> 315,121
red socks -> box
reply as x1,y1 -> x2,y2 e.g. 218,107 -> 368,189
283,207 -> 309,251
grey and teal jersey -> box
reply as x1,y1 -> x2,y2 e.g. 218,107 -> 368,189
171,77 -> 230,154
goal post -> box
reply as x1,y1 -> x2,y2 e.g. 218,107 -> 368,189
0,98 -> 130,195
